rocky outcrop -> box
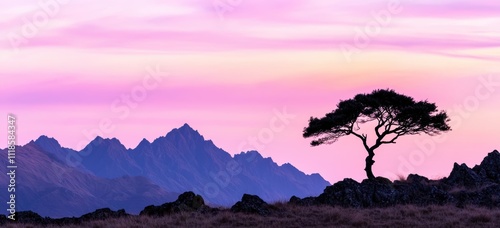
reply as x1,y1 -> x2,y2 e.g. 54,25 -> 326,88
360,177 -> 397,207
315,177 -> 399,207
231,194 -> 276,216
445,163 -> 485,187
316,178 -> 364,207
15,211 -> 47,225
289,196 -> 317,206
296,150 -> 500,209
140,191 -> 207,216
473,150 -> 500,183
2,208 -> 129,226
3,150 -> 499,226
394,174 -> 451,206
80,208 -> 128,221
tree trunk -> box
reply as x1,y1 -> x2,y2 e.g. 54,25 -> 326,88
364,151 -> 376,180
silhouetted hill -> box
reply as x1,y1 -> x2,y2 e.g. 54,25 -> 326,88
78,124 -> 330,205
292,150 -> 500,208
3,150 -> 499,227
1,124 -> 329,217
80,136 -> 143,178
0,143 -> 177,218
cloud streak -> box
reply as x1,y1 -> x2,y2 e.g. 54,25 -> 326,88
1,0 -> 500,183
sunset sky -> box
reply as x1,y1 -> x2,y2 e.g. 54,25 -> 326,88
1,0 -> 500,183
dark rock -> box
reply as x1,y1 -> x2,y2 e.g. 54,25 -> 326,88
446,163 -> 484,188
317,178 -> 363,207
140,191 -> 206,216
394,177 -> 452,206
80,208 -> 128,221
360,178 -> 397,207
289,195 -> 301,204
140,205 -> 165,217
394,183 -> 452,206
301,197 -> 318,205
231,194 -> 273,216
451,183 -> 500,208
374,176 -> 393,185
427,185 -> 453,205
316,176 -> 456,208
0,214 -> 6,224
0,214 -> 7,225
196,205 -> 220,215
175,191 -> 205,210
478,184 -> 500,207
406,174 -> 429,184
289,196 -> 317,206
473,150 -> 500,184
16,211 -> 47,224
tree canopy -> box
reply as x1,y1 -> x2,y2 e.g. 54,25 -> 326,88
303,89 -> 451,179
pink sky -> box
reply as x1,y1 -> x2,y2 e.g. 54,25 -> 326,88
1,0 -> 500,183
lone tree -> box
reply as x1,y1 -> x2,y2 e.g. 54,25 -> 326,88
303,89 -> 451,180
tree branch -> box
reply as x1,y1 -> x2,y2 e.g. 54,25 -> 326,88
350,130 -> 370,152
380,133 -> 402,144
374,118 -> 385,138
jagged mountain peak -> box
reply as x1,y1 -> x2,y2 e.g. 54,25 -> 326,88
32,135 -> 75,162
179,123 -> 194,130
235,150 -> 264,160
168,123 -> 202,137
84,136 -> 127,152
162,123 -> 207,146
22,124 -> 332,209
34,135 -> 61,148
472,149 -> 500,183
138,138 -> 150,146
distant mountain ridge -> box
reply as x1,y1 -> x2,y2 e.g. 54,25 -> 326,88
0,143 -> 178,218
1,124 -> 330,217
73,124 -> 330,205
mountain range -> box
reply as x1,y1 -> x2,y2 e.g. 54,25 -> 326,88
0,124 -> 330,218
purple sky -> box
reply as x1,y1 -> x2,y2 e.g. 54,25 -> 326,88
1,0 -> 500,183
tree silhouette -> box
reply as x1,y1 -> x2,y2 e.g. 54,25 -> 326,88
303,89 -> 451,180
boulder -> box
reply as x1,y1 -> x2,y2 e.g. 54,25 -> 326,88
15,211 -> 46,224
478,184 -> 500,207
0,214 -> 7,225
473,150 -> 500,184
316,178 -> 363,207
406,174 -> 429,184
316,176 -> 454,208
360,178 -> 397,207
452,183 -> 500,208
394,175 -> 451,206
172,191 -> 205,212
446,163 -> 484,188
289,196 -> 317,206
80,208 -> 128,221
0,214 -> 7,226
231,194 -> 273,216
140,191 -> 206,216
289,195 -> 301,204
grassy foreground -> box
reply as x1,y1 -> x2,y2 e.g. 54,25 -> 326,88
7,204 -> 500,228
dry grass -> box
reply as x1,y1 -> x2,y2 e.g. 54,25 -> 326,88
6,204 -> 500,228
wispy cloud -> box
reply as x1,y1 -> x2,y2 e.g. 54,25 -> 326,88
1,0 -> 500,182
